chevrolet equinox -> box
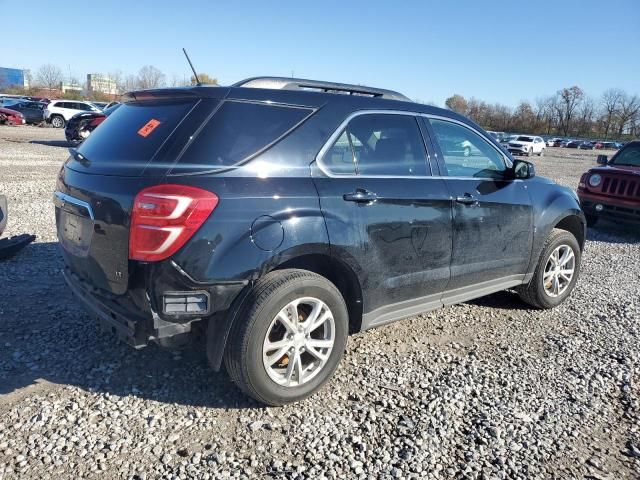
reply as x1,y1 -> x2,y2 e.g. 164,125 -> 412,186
54,77 -> 586,405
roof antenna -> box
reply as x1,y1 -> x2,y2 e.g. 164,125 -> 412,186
182,48 -> 201,85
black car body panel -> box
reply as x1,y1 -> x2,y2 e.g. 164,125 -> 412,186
54,79 -> 586,356
8,101 -> 45,124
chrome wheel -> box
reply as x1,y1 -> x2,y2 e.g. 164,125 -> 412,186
543,245 -> 576,297
51,116 -> 64,128
262,297 -> 335,387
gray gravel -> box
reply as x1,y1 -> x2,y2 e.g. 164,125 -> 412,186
0,125 -> 639,479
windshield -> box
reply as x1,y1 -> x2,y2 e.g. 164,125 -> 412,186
516,136 -> 533,142
611,144 -> 640,167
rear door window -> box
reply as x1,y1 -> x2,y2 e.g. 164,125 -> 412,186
175,101 -> 312,171
77,99 -> 198,171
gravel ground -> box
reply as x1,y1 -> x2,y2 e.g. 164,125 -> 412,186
0,125 -> 639,479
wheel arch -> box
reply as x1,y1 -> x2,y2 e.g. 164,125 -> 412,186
553,213 -> 586,251
206,253 -> 364,371
273,253 -> 363,334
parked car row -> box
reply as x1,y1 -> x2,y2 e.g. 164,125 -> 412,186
65,102 -> 120,144
0,95 -> 120,131
546,137 -> 626,150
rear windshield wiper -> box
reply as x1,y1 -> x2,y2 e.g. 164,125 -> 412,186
68,147 -> 90,166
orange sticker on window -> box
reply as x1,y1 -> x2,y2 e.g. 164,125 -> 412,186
137,119 -> 161,137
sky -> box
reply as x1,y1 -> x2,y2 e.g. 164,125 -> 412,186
3,0 -> 639,107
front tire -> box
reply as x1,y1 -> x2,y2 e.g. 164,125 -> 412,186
527,148 -> 533,157
538,148 -> 545,157
223,269 -> 348,406
517,229 -> 581,309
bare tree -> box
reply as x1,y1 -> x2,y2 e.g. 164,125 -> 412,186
554,86 -> 584,136
169,74 -> 191,87
108,70 -> 124,95
615,93 -> 640,136
136,65 -> 165,89
23,70 -> 34,92
35,64 -> 64,91
512,102 -> 536,132
123,74 -> 138,92
535,96 -> 557,134
600,89 -> 624,139
576,96 -> 596,136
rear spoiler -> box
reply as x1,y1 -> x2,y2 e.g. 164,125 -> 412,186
121,88 -> 202,103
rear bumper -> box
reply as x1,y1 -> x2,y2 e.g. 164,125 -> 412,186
63,267 -> 152,348
578,192 -> 640,224
63,262 -> 247,348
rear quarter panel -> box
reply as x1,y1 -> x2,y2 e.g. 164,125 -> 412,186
168,108 -> 341,284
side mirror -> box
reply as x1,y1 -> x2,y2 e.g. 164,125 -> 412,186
597,154 -> 608,165
512,159 -> 536,179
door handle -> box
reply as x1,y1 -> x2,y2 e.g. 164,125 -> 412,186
343,189 -> 378,203
455,194 -> 479,206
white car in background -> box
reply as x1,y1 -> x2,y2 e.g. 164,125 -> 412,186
44,100 -> 101,128
507,135 -> 546,156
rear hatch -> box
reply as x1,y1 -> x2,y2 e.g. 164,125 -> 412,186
55,91 -> 219,294
55,87 -> 315,295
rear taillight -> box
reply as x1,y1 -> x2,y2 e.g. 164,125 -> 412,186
129,184 -> 218,261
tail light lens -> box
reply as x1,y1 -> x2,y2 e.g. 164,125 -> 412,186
129,184 -> 218,261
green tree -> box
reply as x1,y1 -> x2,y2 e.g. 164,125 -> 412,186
445,94 -> 468,115
190,73 -> 218,85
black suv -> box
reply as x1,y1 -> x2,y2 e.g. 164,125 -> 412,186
54,77 -> 586,405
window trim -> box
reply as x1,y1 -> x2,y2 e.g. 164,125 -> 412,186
316,110 -> 511,179
168,99 -> 317,176
424,114 -> 513,179
316,110 -> 434,178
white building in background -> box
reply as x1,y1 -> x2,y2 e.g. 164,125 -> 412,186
60,82 -> 82,94
87,73 -> 117,95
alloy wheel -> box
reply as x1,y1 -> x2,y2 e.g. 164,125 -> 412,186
262,297 -> 336,387
543,244 -> 576,297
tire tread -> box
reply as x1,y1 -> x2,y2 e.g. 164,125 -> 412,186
517,228 -> 580,309
223,269 -> 345,405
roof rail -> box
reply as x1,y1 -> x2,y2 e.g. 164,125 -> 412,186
232,76 -> 411,102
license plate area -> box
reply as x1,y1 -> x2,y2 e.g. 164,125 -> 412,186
57,209 -> 94,257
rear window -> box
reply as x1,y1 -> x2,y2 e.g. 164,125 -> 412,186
77,100 -> 197,167
175,101 -> 312,171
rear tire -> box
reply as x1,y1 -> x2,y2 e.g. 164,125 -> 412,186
517,229 -> 581,309
223,269 -> 348,406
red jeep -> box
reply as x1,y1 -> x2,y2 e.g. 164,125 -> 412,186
578,140 -> 640,226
